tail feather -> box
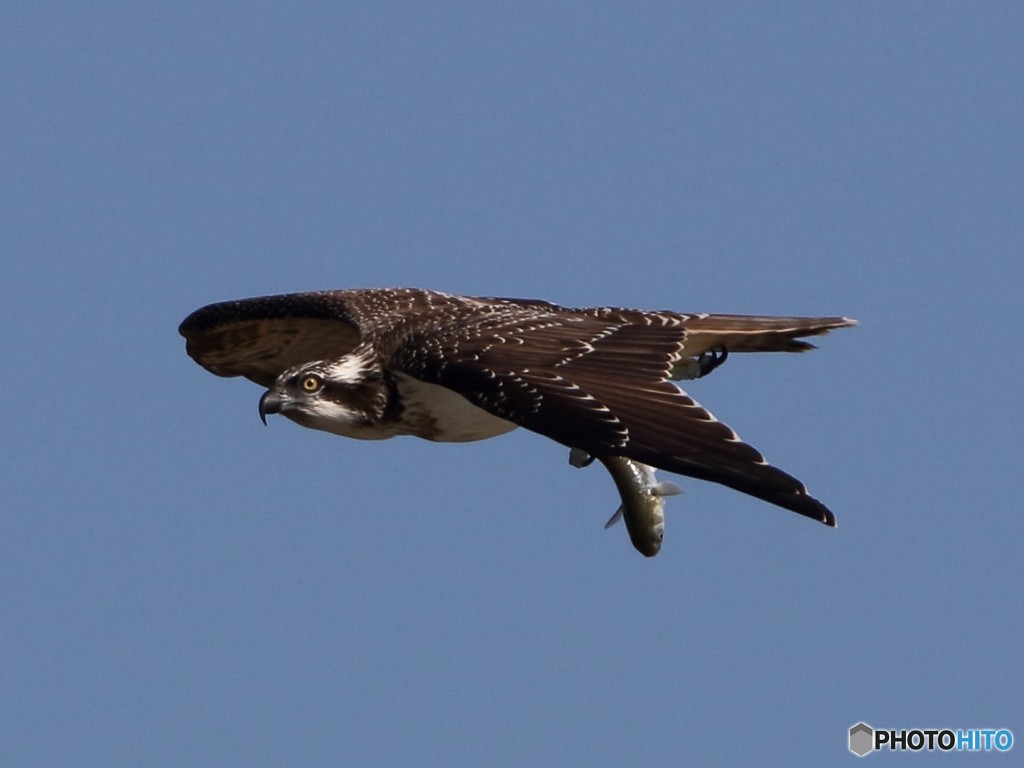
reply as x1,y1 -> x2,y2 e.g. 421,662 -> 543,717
680,315 -> 856,354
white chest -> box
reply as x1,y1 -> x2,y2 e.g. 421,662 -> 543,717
395,374 -> 519,442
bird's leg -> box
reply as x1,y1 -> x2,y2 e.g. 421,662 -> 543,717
696,345 -> 728,378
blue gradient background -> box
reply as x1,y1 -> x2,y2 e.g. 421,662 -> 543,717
3,3 -> 1021,765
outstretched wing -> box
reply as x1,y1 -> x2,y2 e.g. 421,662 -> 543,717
396,312 -> 838,525
179,292 -> 364,387
178,288 -> 559,386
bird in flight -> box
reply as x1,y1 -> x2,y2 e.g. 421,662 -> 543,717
180,288 -> 854,553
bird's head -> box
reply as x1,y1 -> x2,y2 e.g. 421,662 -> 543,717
258,350 -> 395,439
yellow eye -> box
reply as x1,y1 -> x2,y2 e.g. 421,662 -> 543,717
299,374 -> 323,393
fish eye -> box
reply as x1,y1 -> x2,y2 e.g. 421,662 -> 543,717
299,373 -> 324,393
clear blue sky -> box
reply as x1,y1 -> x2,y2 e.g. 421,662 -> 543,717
3,2 -> 1021,765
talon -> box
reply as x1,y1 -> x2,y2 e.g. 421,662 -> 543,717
697,345 -> 729,378
568,448 -> 596,468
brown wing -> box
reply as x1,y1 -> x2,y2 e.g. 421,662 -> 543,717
399,315 -> 838,526
178,292 -> 362,387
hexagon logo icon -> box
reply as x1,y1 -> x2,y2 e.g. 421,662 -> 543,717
849,722 -> 874,757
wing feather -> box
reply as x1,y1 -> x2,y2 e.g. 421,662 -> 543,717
401,316 -> 837,525
179,292 -> 363,386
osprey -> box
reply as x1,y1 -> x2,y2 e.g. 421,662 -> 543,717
179,287 -> 854,553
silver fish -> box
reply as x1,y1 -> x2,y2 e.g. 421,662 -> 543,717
569,449 -> 682,557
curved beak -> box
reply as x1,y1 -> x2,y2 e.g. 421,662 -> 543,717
258,390 -> 283,425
